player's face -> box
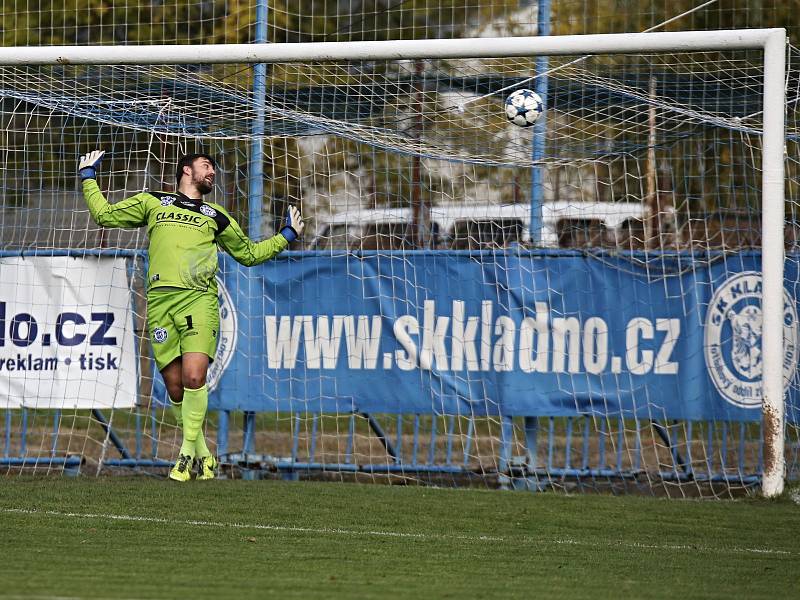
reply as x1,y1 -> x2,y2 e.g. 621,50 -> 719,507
190,158 -> 216,195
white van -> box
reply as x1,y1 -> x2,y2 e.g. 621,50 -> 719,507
311,201 -> 645,250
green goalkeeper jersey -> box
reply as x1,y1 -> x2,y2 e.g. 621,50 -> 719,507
82,179 -> 289,293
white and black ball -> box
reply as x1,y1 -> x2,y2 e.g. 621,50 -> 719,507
504,89 -> 544,127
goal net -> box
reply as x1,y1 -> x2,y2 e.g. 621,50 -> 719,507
0,31 -> 795,497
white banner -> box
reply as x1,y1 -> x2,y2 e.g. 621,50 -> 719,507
0,256 -> 137,409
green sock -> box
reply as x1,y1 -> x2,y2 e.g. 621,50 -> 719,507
179,384 -> 208,458
195,426 -> 212,459
169,399 -> 183,427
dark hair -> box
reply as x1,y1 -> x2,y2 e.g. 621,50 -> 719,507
176,153 -> 217,185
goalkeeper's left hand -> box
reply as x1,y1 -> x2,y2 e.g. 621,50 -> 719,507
279,206 -> 305,243
78,150 -> 105,181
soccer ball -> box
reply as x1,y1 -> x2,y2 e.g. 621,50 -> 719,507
504,89 -> 544,127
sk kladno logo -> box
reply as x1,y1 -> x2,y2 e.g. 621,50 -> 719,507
206,276 -> 237,392
704,271 -> 798,408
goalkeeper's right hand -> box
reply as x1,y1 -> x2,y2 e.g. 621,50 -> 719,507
78,150 -> 105,181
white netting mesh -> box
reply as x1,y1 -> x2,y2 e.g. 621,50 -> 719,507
1,0 -> 799,497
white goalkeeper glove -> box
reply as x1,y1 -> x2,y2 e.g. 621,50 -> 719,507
78,150 -> 105,180
280,205 -> 305,243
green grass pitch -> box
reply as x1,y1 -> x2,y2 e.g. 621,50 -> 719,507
0,478 -> 798,599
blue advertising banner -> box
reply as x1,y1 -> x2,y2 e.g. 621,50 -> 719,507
196,251 -> 799,423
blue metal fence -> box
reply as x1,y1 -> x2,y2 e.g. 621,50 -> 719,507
3,406 -> 789,490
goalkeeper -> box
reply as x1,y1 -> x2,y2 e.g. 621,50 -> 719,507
79,150 -> 304,482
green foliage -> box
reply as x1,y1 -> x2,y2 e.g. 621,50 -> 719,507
552,0 -> 800,39
268,1 -> 518,43
0,0 -> 254,45
0,1 -> 519,46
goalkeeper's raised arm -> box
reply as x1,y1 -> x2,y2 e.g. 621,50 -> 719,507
80,150 -> 149,228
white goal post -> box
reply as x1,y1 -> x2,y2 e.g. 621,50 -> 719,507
0,29 -> 787,496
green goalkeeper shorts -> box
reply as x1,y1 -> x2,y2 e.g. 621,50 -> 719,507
147,288 -> 219,370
